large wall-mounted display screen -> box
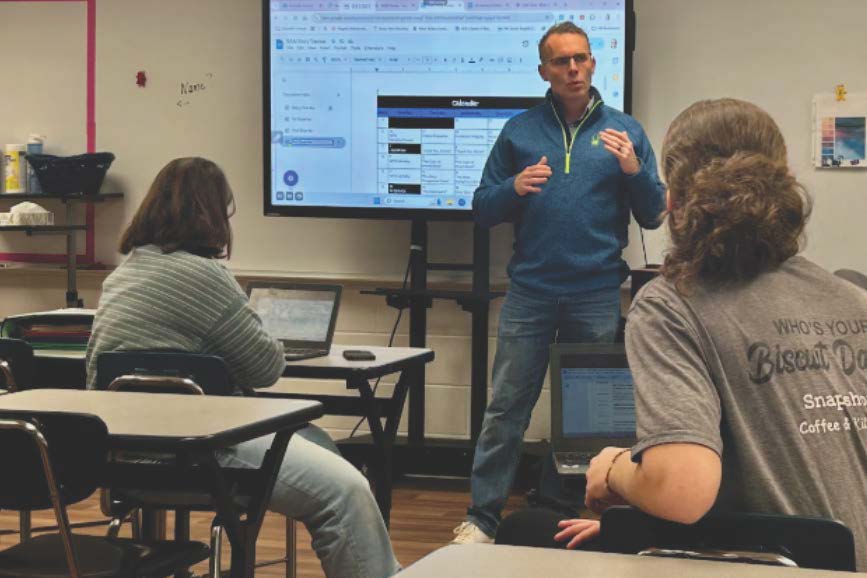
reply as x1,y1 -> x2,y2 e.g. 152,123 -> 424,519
264,0 -> 633,220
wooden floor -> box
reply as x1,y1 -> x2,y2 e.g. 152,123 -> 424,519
0,477 -> 526,577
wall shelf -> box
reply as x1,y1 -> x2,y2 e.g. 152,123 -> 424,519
0,225 -> 88,234
0,192 -> 123,203
0,193 -> 123,307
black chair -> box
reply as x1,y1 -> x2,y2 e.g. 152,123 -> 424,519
0,411 -> 209,578
0,339 -> 35,540
95,351 -> 234,396
0,338 -> 34,394
96,351 -> 297,578
835,268 -> 867,291
0,338 -> 97,542
598,506 -> 856,571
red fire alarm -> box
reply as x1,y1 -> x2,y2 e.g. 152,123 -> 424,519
136,71 -> 147,88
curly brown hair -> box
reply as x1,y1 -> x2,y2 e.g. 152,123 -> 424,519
119,157 -> 235,259
660,99 -> 811,293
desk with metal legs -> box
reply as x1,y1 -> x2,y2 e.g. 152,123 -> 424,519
260,344 -> 435,527
0,390 -> 323,578
32,344 -> 435,527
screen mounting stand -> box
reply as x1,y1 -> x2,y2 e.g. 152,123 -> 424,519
363,219 -> 502,449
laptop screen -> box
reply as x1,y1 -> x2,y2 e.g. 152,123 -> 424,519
562,367 -> 635,438
247,284 -> 340,346
550,344 -> 637,449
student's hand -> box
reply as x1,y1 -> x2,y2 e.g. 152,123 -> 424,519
585,446 -> 630,514
600,129 -> 640,176
514,156 -> 552,196
554,519 -> 601,549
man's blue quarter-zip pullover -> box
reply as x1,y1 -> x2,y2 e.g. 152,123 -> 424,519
473,87 -> 666,296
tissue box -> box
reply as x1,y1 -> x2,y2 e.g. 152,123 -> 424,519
11,212 -> 54,226
9,202 -> 54,226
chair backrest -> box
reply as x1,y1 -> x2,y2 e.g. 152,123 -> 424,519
0,411 -> 108,510
599,506 -> 856,572
95,351 -> 233,396
835,269 -> 867,291
0,338 -> 34,392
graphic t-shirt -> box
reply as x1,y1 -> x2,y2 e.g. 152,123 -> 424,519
626,256 -> 867,570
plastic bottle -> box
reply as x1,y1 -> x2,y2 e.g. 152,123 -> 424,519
26,134 -> 46,194
3,144 -> 27,194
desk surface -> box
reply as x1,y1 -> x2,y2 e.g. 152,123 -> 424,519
400,545 -> 861,577
0,389 -> 323,451
34,345 -> 435,371
33,349 -> 86,360
281,345 -> 434,380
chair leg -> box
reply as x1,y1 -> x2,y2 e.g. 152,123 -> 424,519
107,517 -> 123,538
174,510 -> 192,578
19,511 -> 31,542
140,508 -> 168,541
175,509 -> 191,541
130,509 -> 142,541
286,517 -> 296,578
209,524 -> 223,578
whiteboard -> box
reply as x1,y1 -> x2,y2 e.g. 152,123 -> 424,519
91,0 -> 512,279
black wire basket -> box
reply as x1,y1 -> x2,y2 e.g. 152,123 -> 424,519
26,153 -> 115,196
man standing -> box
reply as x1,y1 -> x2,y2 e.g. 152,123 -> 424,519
453,22 -> 665,544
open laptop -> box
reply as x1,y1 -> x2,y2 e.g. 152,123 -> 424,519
550,343 -> 636,475
246,282 -> 342,361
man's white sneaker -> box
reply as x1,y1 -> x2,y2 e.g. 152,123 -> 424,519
451,521 -> 494,544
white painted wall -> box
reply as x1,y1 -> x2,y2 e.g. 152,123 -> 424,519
625,0 -> 867,274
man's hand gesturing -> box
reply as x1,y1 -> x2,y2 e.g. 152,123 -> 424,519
514,156 -> 552,196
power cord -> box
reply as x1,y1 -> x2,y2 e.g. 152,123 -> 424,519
638,226 -> 649,267
348,249 -> 413,438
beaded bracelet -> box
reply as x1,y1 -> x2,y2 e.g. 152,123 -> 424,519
604,448 -> 631,493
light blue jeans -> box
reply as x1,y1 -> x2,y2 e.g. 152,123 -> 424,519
467,284 -> 621,537
218,425 -> 400,578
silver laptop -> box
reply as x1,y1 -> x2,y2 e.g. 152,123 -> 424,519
550,343 -> 636,475
246,282 -> 342,361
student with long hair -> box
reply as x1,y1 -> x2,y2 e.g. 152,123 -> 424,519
499,100 -> 867,570
86,157 -> 400,578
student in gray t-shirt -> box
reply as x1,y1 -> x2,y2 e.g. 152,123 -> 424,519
579,100 -> 867,570
558,99 -> 867,569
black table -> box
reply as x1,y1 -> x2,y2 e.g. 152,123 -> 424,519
259,344 -> 435,526
0,389 -> 323,578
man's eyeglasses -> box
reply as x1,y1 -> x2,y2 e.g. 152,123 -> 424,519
545,53 -> 592,68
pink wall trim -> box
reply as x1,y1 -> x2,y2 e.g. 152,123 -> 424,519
0,0 -> 98,265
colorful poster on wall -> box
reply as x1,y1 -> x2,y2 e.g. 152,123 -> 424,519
813,92 -> 867,169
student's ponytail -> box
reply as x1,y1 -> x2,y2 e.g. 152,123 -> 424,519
660,99 -> 811,293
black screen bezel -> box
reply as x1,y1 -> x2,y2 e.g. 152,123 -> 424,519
261,0 -> 636,221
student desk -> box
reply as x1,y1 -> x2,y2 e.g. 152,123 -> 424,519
400,545 -> 862,577
31,344 -> 435,526
258,344 -> 435,527
0,389 -> 323,578
31,348 -> 87,388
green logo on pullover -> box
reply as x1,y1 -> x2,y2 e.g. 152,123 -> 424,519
591,132 -> 601,146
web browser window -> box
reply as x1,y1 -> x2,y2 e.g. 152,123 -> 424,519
267,0 -> 628,213
561,366 -> 635,437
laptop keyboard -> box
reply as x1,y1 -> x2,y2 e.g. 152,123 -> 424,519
557,451 -> 597,466
283,348 -> 326,361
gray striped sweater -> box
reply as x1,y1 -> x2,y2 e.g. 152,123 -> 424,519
85,245 -> 285,390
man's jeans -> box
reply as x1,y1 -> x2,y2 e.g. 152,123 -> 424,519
218,424 -> 400,578
467,284 -> 621,537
